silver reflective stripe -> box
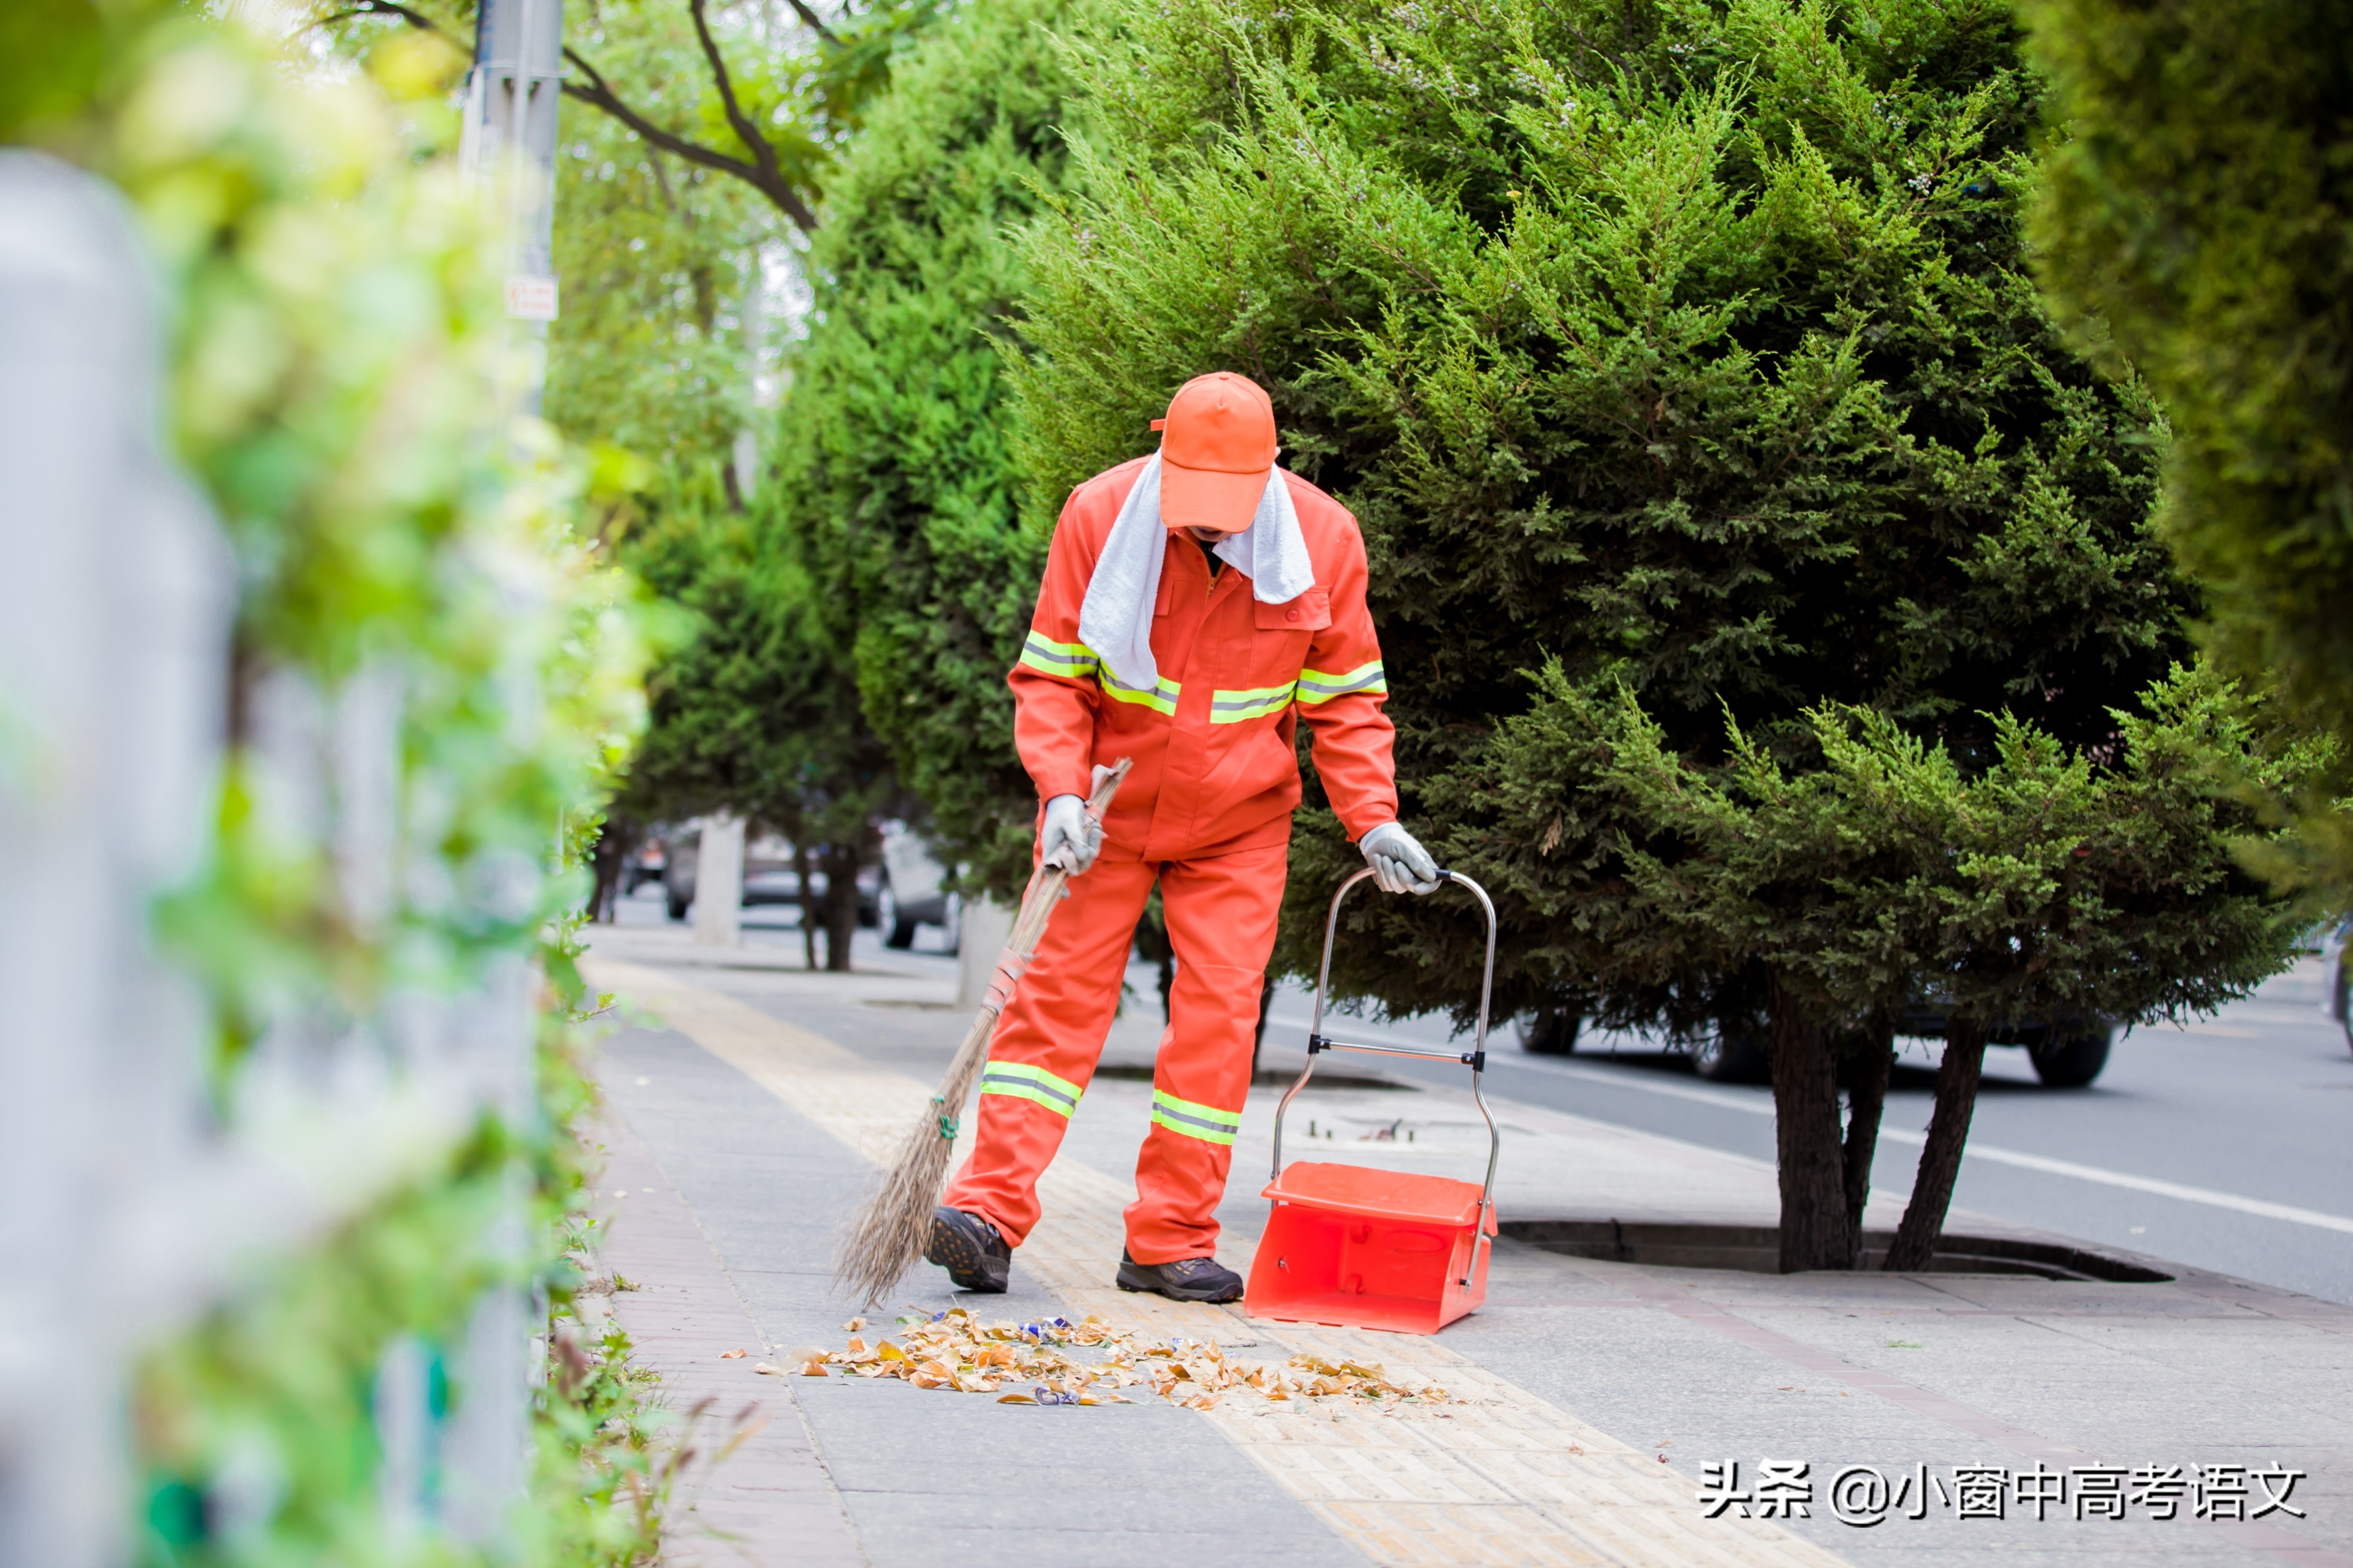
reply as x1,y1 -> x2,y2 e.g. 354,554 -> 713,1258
1295,661 -> 1386,701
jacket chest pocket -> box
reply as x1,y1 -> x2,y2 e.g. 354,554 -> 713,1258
1254,587 -> 1330,635
1226,587 -> 1328,708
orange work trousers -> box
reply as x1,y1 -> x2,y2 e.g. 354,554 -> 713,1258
941,841 -> 1285,1264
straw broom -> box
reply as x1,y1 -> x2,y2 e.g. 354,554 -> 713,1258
833,756 -> 1133,1306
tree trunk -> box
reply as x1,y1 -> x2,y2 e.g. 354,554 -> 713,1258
1885,1015 -> 1990,1270
821,842 -> 859,972
1768,972 -> 1853,1273
794,841 -> 817,971
1841,1017 -> 1894,1265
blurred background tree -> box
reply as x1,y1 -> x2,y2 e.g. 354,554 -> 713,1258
2023,0 -> 2353,909
773,0 -> 1082,898
313,0 -> 946,945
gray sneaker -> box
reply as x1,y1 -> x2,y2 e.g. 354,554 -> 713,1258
924,1207 -> 1010,1293
1116,1251 -> 1243,1303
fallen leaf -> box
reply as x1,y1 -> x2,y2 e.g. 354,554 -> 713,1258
752,1363 -> 784,1377
720,1348 -> 747,1360
843,1317 -> 866,1332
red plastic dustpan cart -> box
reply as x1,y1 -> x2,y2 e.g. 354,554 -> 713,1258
1244,867 -> 1501,1334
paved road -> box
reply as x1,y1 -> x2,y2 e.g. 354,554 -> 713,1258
1267,958 -> 2353,1307
617,885 -> 2353,1305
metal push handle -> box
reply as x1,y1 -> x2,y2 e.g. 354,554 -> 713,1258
1268,867 -> 1501,1285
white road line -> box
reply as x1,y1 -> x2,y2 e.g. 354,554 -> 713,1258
1868,1128 -> 2353,1235
1270,1012 -> 2353,1236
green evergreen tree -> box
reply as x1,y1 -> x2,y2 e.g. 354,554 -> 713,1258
2022,0 -> 2353,904
1011,0 -> 2298,1263
1552,667 -> 2310,1269
620,482 -> 898,968
772,0 -> 1081,891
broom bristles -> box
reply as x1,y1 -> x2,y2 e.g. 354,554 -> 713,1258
831,758 -> 1132,1306
832,1004 -> 998,1307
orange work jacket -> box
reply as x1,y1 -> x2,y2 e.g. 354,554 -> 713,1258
1011,456 -> 1399,863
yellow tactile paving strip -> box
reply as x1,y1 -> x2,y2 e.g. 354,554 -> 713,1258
587,956 -> 1850,1568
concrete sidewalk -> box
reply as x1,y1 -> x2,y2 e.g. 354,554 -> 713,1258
579,925 -> 2353,1568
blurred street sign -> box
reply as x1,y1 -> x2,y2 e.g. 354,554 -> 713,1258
504,273 -> 558,321
465,0 -> 563,411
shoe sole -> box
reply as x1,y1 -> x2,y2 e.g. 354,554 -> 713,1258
924,1213 -> 1009,1293
1114,1261 -> 1242,1303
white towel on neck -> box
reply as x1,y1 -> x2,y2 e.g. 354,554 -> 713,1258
1076,451 -> 1316,692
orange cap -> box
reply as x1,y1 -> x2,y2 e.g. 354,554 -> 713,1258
1152,372 -> 1276,532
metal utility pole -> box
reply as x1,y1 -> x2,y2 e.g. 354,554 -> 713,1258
462,0 -> 564,412
436,1 -> 567,1543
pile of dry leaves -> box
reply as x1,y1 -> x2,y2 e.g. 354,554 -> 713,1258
755,1309 -> 1452,1411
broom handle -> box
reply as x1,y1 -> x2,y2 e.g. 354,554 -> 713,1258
975,757 -> 1132,1018
926,758 -> 1133,1143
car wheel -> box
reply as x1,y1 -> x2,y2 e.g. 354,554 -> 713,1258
1516,1008 -> 1580,1055
665,890 -> 688,923
879,880 -> 917,950
1693,1029 -> 1768,1083
2027,1025 -> 2113,1087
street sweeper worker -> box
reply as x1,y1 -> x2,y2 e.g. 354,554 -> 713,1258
925,371 -> 1439,1303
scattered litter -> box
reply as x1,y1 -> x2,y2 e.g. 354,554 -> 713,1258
720,1348 -> 747,1360
802,1309 -> 1455,1411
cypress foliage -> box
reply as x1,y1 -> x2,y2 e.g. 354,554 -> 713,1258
1011,0 -> 2303,1261
774,0 -> 1081,892
1015,0 -> 2193,1022
2022,0 -> 2353,902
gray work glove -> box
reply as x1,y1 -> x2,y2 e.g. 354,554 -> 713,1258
1040,792 -> 1103,874
1359,821 -> 1441,895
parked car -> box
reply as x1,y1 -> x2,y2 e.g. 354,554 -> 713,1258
740,835 -> 802,907
661,828 -> 879,925
1517,1001 -> 2118,1087
877,822 -> 960,952
623,838 -> 666,895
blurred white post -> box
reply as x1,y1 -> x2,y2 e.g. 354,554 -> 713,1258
695,815 -> 745,947
0,153 -> 233,1568
956,896 -> 1016,1010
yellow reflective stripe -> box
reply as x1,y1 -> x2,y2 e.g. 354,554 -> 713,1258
1018,631 -> 1098,680
1296,659 -> 1386,704
979,1060 -> 1086,1118
1150,1089 -> 1241,1146
1209,683 -> 1297,724
1098,668 -> 1180,715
